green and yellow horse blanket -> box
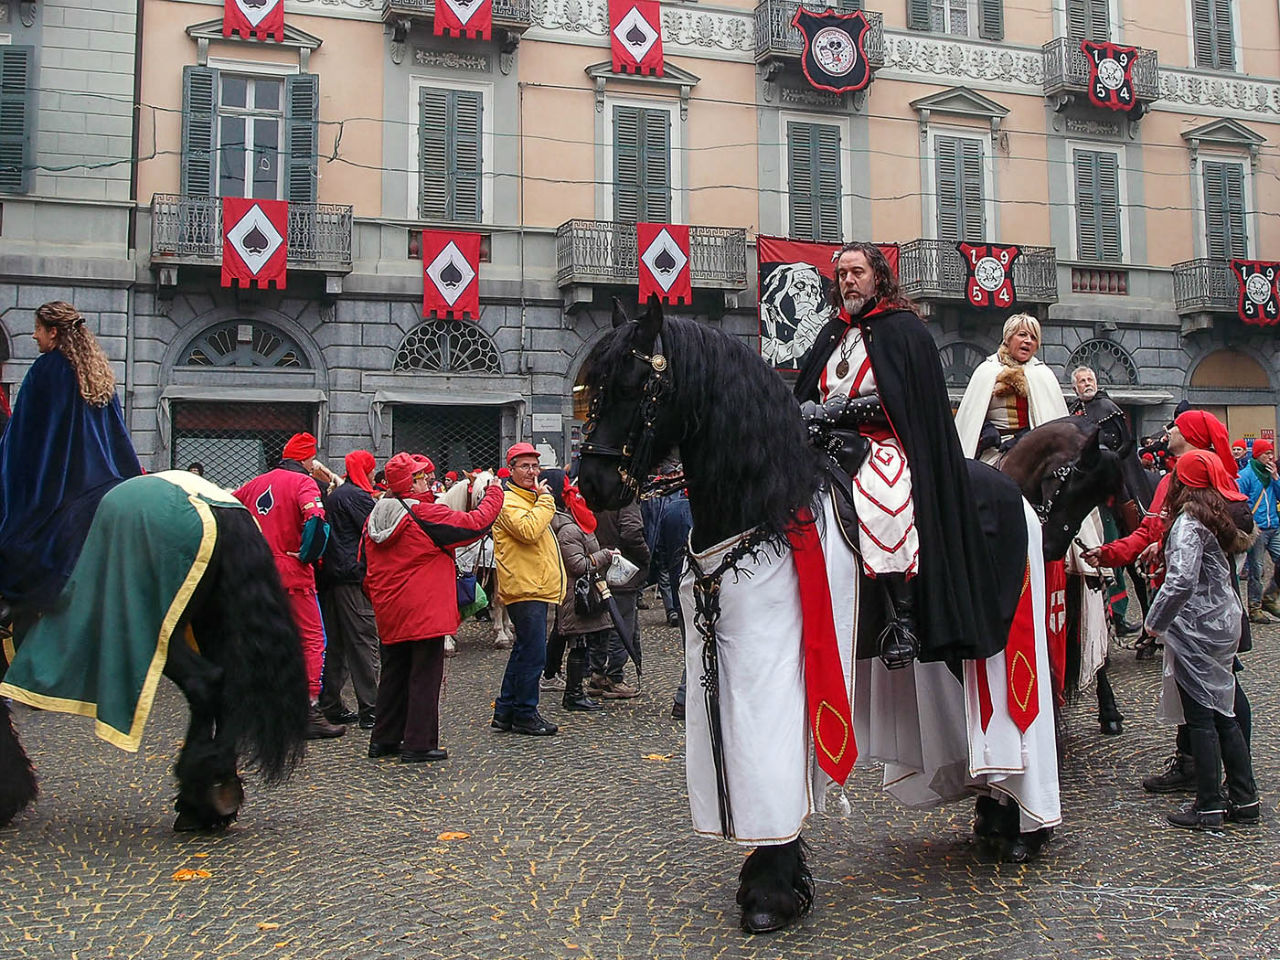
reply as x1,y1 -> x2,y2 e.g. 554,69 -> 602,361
0,471 -> 244,751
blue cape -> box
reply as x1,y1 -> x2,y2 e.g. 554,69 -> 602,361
0,350 -> 141,607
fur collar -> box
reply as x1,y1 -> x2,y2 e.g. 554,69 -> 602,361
993,345 -> 1030,399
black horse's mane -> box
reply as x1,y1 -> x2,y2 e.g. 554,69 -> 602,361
585,315 -> 826,544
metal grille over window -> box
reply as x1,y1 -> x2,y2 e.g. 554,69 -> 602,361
1068,339 -> 1139,385
182,320 -> 308,368
391,405 -> 502,475
394,319 -> 502,373
171,401 -> 315,489
938,341 -> 989,386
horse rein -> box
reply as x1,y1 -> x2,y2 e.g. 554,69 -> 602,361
579,332 -> 673,498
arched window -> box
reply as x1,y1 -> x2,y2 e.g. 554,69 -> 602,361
182,320 -> 309,368
1067,339 -> 1139,386
937,341 -> 989,386
1190,349 -> 1270,389
394,319 -> 502,374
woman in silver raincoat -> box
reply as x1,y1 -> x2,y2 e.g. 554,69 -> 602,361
1144,449 -> 1259,830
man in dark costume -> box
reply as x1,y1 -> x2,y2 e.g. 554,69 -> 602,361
793,241 -> 1010,668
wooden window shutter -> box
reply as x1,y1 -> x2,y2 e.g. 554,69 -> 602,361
0,46 -> 33,194
419,87 -> 449,219
452,90 -> 483,222
837,0 -> 863,10
1095,152 -> 1122,261
1074,151 -> 1099,261
815,124 -> 842,242
934,136 -> 960,242
613,105 -> 641,222
958,137 -> 985,242
1202,160 -> 1227,258
787,122 -> 815,241
788,122 -> 842,243
1222,162 -> 1247,258
181,65 -> 218,197
1066,0 -> 1109,42
284,74 -> 318,204
978,0 -> 1004,40
907,0 -> 931,31
641,108 -> 671,222
1210,0 -> 1234,69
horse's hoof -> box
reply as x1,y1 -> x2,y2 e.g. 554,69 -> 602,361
740,908 -> 798,934
1100,719 -> 1123,736
1002,838 -> 1033,864
210,777 -> 245,818
173,811 -> 207,832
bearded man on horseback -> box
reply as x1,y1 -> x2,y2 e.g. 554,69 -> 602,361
794,241 -> 1010,669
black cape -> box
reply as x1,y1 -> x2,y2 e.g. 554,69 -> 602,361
795,304 -> 1013,663
1070,390 -> 1155,510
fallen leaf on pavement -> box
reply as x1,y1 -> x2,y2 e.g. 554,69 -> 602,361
171,868 -> 211,881
643,753 -> 673,762
257,922 -> 280,931
437,831 -> 471,841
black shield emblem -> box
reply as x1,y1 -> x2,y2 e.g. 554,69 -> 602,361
792,7 -> 871,95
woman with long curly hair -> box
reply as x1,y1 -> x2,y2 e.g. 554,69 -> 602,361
0,301 -> 141,616
1144,449 -> 1259,830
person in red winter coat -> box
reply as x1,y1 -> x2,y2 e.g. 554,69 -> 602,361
363,452 -> 504,762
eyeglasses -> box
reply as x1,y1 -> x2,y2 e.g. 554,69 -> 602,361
511,462 -> 541,472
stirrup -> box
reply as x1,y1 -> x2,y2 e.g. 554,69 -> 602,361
878,619 -> 918,671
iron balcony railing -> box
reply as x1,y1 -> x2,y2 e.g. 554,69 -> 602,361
150,195 -> 353,273
1172,258 -> 1237,315
754,0 -> 884,68
1042,36 -> 1160,105
382,0 -> 531,29
556,220 -> 748,290
898,239 -> 1059,304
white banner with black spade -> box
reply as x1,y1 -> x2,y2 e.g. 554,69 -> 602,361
422,230 -> 481,319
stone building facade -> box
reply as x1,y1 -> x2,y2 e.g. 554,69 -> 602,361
2,0 -> 1279,486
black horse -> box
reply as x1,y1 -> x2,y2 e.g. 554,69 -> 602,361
577,298 -> 1124,935
0,497 -> 309,832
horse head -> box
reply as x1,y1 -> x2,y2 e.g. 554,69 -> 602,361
1000,418 -> 1126,561
577,295 -> 682,512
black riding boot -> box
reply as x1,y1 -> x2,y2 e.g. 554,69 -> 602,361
878,574 -> 920,670
563,646 -> 602,712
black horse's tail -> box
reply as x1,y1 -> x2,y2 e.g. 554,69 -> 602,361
204,507 -> 309,784
0,697 -> 38,826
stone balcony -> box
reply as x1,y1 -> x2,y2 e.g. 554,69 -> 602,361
898,239 -> 1058,306
383,0 -> 531,46
1042,36 -> 1160,116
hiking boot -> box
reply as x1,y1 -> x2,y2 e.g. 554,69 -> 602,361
1263,594 -> 1280,618
601,678 -> 639,700
511,711 -> 558,736
306,704 -> 346,740
586,673 -> 609,697
1142,752 -> 1196,794
1249,605 -> 1277,624
1167,804 -> 1225,830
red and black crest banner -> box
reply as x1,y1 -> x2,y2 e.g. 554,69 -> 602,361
957,242 -> 1020,308
791,7 -> 872,95
434,0 -> 493,40
222,197 -> 288,290
223,0 -> 284,42
422,230 -> 481,320
610,0 -> 664,76
637,223 -> 692,306
1230,259 -> 1280,326
756,236 -> 899,370
1081,41 -> 1138,112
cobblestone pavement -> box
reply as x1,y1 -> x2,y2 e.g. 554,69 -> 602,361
4,604 -> 1279,960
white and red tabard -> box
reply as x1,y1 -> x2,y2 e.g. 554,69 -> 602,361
222,197 -> 288,290
223,0 -> 284,42
637,223 -> 691,306
610,0 -> 664,75
434,0 -> 492,40
422,230 -> 481,320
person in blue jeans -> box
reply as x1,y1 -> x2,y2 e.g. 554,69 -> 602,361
491,443 -> 566,736
1237,438 -> 1280,622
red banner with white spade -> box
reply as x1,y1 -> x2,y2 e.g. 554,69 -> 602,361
957,242 -> 1021,309
1081,41 -> 1138,113
610,0 -> 664,76
637,223 -> 691,306
224,0 -> 284,42
1230,259 -> 1280,326
434,0 -> 492,41
222,197 -> 288,290
422,230 -> 481,320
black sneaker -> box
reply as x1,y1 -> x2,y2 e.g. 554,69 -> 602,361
326,708 -> 359,725
1167,805 -> 1225,830
511,711 -> 558,736
490,714 -> 512,732
1227,801 -> 1261,825
367,741 -> 400,758
1142,753 -> 1196,794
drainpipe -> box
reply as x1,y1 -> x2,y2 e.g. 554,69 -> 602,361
517,80 -> 528,442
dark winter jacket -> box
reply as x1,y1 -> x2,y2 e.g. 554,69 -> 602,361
593,502 -> 651,593
319,480 -> 377,585
552,511 -> 614,635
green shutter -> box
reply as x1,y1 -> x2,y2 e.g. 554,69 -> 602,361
0,46 -> 32,194
836,0 -> 863,10
1095,152 -> 1122,261
1075,151 -> 1099,260
1192,0 -> 1215,67
1203,160 -> 1247,259
978,0 -> 1003,40
452,90 -> 483,222
614,105 -> 640,222
284,74 -> 318,204
181,65 -> 217,197
787,122 -> 814,240
420,87 -> 449,219
641,108 -> 670,222
935,136 -> 960,242
1211,0 -> 1234,69
815,124 -> 841,242
959,137 -> 984,242
1066,0 -> 1109,42
1075,150 -> 1122,262
788,122 -> 841,242
907,0 -> 931,31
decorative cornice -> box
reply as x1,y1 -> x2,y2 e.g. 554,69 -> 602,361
1159,68 -> 1280,118
414,47 -> 492,71
527,0 -> 753,58
881,33 -> 1042,89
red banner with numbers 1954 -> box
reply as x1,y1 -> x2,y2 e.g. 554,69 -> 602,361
957,242 -> 1021,309
1230,259 -> 1280,326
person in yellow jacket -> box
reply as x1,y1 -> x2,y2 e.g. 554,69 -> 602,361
491,442 -> 566,736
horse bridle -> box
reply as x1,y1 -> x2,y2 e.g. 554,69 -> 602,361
578,333 -> 673,497
1034,460 -> 1084,537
